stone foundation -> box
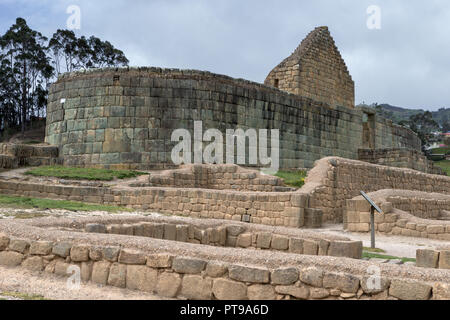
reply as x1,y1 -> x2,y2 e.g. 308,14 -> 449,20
0,143 -> 60,169
344,190 -> 450,240
358,148 -> 444,175
0,215 -> 449,300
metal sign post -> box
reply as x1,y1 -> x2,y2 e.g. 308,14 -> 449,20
360,191 -> 383,249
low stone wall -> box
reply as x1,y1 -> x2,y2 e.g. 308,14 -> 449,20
417,249 -> 450,270
0,229 -> 448,300
147,164 -> 290,192
80,221 -> 362,259
0,143 -> 60,168
0,178 -> 319,228
301,157 -> 450,223
358,148 -> 444,175
344,190 -> 450,240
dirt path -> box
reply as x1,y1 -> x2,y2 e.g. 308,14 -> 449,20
310,224 -> 448,258
0,266 -> 170,300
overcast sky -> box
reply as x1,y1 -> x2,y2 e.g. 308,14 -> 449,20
1,0 -> 449,111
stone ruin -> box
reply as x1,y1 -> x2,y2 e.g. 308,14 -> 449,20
0,26 -> 449,300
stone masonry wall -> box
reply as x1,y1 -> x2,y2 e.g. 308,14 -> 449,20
45,67 -> 421,170
147,164 -> 291,192
81,221 -> 362,259
0,178 -> 317,228
344,191 -> 450,241
264,26 -> 355,109
301,157 -> 450,223
0,232 -> 448,300
358,148 -> 443,175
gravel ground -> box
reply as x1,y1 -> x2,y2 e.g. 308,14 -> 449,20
0,266 -> 170,300
309,224 -> 449,258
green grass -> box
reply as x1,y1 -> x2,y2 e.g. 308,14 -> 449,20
0,291 -> 48,300
25,166 -> 148,181
363,247 -> 386,253
430,147 -> 450,155
362,251 -> 416,263
0,195 -> 131,213
274,170 -> 307,188
434,160 -> 450,176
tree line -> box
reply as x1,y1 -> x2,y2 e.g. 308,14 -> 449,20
0,17 -> 129,139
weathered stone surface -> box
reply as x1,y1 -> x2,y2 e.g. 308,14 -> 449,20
275,285 -> 310,299
81,261 -> 93,282
361,276 -> 390,294
102,246 -> 120,262
92,261 -> 111,285
30,241 -> 53,255
212,278 -> 247,300
389,280 -> 431,300
289,238 -> 303,254
118,249 -> 146,265
226,225 -> 246,237
126,265 -> 158,292
299,267 -> 324,287
236,233 -> 252,248
107,263 -> 127,288
256,233 -> 271,249
416,249 -> 439,269
8,239 -> 30,253
163,224 -> 177,240
247,284 -> 276,300
156,272 -> 181,298
181,275 -> 213,300
432,283 -> 450,300
22,256 -> 44,271
70,244 -> 90,262
318,239 -> 330,256
85,223 -> 107,233
328,241 -> 362,259
438,251 -> 450,269
0,233 -> 9,250
52,242 -> 73,258
146,253 -> 174,268
205,262 -> 228,278
54,261 -> 71,276
0,251 -> 24,267
172,257 -> 206,274
310,287 -> 330,299
271,235 -> 289,250
89,246 -> 103,261
229,265 -> 270,284
302,240 -> 318,255
323,272 -> 360,293
271,268 -> 299,285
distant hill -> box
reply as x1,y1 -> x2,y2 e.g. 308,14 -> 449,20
359,103 -> 450,129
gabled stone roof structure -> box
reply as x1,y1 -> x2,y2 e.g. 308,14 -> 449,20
265,26 -> 355,109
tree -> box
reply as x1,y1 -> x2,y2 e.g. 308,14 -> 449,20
0,18 -> 53,136
48,32 -> 129,75
0,17 -> 129,140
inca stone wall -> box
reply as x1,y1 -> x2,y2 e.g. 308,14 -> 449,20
45,67 -> 421,170
358,148 -> 443,175
264,26 -> 354,109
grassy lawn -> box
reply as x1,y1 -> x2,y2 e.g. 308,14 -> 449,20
434,160 -> 450,176
274,170 -> 307,188
0,195 -> 131,213
362,251 -> 416,263
25,166 -> 147,181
